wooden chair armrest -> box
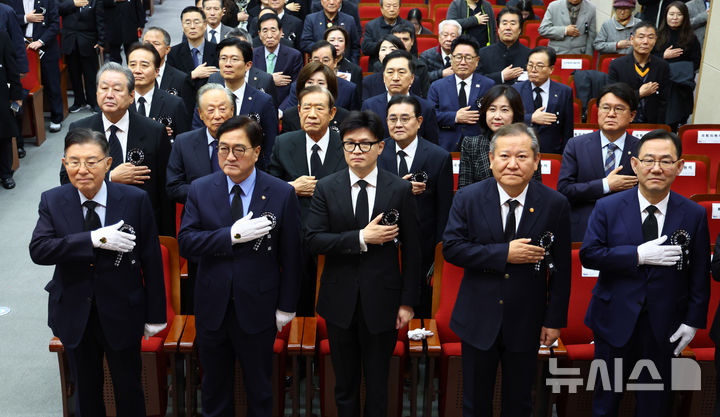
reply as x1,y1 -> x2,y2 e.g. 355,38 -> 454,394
179,315 -> 196,353
680,345 -> 695,359
538,337 -> 567,358
424,319 -> 441,357
287,317 -> 304,355
408,318 -> 424,356
180,261 -> 188,279
163,315 -> 187,352
49,337 -> 64,353
301,316 -> 317,356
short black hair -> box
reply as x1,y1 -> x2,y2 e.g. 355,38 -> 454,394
390,24 -> 415,46
310,40 -> 337,60
216,37 -> 254,63
632,21 -> 657,35
324,26 -> 349,44
496,6 -> 522,26
181,6 -> 206,21
64,128 -> 109,156
375,34 -> 405,58
478,84 -> 525,132
216,116 -> 265,148
339,111 -> 385,143
387,94 -> 421,118
127,42 -> 162,69
258,12 -> 282,31
382,49 -> 415,74
450,35 -> 480,56
637,130 -> 682,159
597,82 -> 639,112
528,45 -> 557,66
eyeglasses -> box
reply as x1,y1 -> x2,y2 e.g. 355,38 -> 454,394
218,145 -> 249,158
526,63 -> 548,71
387,115 -> 415,125
64,157 -> 109,169
311,57 -> 334,65
451,54 -> 478,63
637,158 -> 678,169
598,105 -> 629,114
342,141 -> 380,153
182,19 -> 203,27
219,56 -> 244,64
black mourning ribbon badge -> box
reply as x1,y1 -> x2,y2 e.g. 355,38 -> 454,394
126,148 -> 145,166
166,88 -> 179,96
248,113 -> 261,123
671,229 -> 691,271
157,115 -> 174,129
114,223 -> 136,267
535,231 -> 556,273
410,171 -> 428,183
381,209 -> 400,246
253,212 -> 277,251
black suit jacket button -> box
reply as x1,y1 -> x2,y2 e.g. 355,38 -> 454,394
504,273 -> 510,279
499,300 -> 504,305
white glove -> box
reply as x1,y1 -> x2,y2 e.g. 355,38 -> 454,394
90,220 -> 136,252
275,309 -> 295,331
144,322 -> 167,339
637,235 -> 682,266
669,323 -> 697,356
230,211 -> 273,244
407,327 -> 434,341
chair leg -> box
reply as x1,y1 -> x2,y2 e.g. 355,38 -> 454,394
305,356 -> 314,417
30,89 -> 46,146
423,356 -> 435,417
410,357 -> 418,417
291,356 -> 299,417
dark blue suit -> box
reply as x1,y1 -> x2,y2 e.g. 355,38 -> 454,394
581,188 -> 710,416
30,181 -> 166,416
300,11 -> 360,62
557,131 -> 639,242
178,169 -> 301,417
514,80 -> 574,154
0,2 -> 29,73
443,178 -> 571,416
209,67 -> 278,107
252,44 -> 303,106
427,73 -> 494,152
166,127 -> 214,204
378,137 -> 453,316
280,76 -> 359,111
361,71 -> 423,101
361,93 -> 439,144
131,87 -> 191,138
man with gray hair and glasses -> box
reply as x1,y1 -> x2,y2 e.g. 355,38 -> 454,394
64,62 -> 174,236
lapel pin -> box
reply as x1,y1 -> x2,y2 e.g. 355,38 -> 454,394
261,195 -> 266,200
628,151 -> 631,155
248,96 -> 252,100
475,84 -> 480,88
554,93 -> 558,97
253,76 -> 258,80
529,208 -> 535,213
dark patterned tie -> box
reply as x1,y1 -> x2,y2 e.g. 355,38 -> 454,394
108,125 -> 123,168
355,180 -> 369,229
191,48 -> 201,68
397,150 -> 409,177
310,144 -> 322,177
458,81 -> 467,108
642,205 -> 658,242
137,97 -> 147,117
83,200 -> 101,231
533,86 -> 543,110
210,139 -> 220,172
504,199 -> 520,242
231,185 -> 244,221
444,55 -> 451,68
604,142 -> 618,176
210,29 -> 217,43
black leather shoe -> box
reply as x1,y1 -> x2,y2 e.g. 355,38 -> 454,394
17,148 -> 25,159
0,178 -> 16,189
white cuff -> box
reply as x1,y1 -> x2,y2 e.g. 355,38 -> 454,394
359,230 -> 367,252
602,178 -> 610,194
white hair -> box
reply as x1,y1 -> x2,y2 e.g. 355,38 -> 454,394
438,20 -> 462,35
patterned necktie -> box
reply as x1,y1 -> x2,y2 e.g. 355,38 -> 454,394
444,55 -> 451,68
310,144 -> 321,177
504,199 -> 520,242
137,97 -> 147,117
108,125 -> 123,168
458,80 -> 467,108
604,142 -> 618,176
355,180 -> 369,229
533,86 -> 543,110
191,47 -> 201,68
642,205 -> 658,242
210,29 -> 217,43
231,185 -> 244,221
231,93 -> 239,116
210,139 -> 220,172
397,150 -> 409,177
83,200 -> 101,231
267,53 -> 276,73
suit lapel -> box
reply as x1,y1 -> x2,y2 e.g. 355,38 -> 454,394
410,139 -> 428,173
248,170 -> 270,216
481,179 -> 505,242
126,113 -> 144,159
192,129 -> 213,173
104,182 -> 126,226
291,132 -> 310,176
322,131 -> 346,176
661,193 -> 687,237
211,172 -> 233,226
619,135 -> 636,170
516,182 -> 541,239
620,189 -> 644,245
372,169 -> 393,219
61,186 -> 85,233
336,169 -> 356,230
468,74 -> 482,110
253,49 -> 267,71
149,91 -> 163,118
589,132 -> 606,179
546,82 -> 559,113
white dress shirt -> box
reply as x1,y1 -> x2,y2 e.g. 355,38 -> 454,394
102,111 -> 131,162
135,87 -> 155,117
349,167 -> 378,251
157,62 -> 167,88
206,25 -> 221,44
600,131 -> 627,194
231,81 -> 247,115
206,128 -> 216,159
305,129 -> 330,170
531,78 -> 551,109
497,183 -> 529,234
395,137 -> 418,175
79,181 -> 108,227
23,0 -> 34,38
638,190 -> 669,239
454,74 -> 472,102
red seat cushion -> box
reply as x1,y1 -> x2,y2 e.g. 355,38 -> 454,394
693,347 -> 715,361
565,343 -> 595,360
141,336 -> 164,352
274,337 -> 286,354
153,245 -> 175,340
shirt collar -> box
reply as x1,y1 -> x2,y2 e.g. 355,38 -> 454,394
497,182 -> 529,207
265,44 -> 280,58
206,128 -> 216,144
191,39 -> 206,56
102,110 -> 130,133
78,180 -> 108,208
455,73 -> 473,84
395,137 -> 418,159
232,81 -> 247,105
226,167 -> 257,197
277,10 -> 284,19
637,188 -> 670,216
306,128 -> 330,152
136,86 -> 155,104
534,77 -> 551,92
158,62 -> 166,78
349,166 -> 378,188
599,130 -> 627,151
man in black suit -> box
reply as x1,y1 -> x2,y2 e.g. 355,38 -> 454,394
443,122 -> 571,417
377,95 -> 453,317
58,0 -> 104,113
360,0 -> 413,69
608,22 -> 669,124
30,128 -> 166,417
167,6 -> 220,90
0,30 -> 22,190
128,43 -> 191,139
248,0 -> 303,49
248,7 -> 295,49
143,26 -> 197,114
476,7 -> 531,85
253,12 -> 304,105
269,85 -> 347,315
103,0 -> 144,63
305,110 -> 421,417
202,0 -> 232,43
64,62 -> 173,236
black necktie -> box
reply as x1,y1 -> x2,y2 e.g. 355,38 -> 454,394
642,205 -> 658,242
458,80 -> 467,108
533,86 -> 543,110
210,139 -> 220,172
444,55 -> 451,68
231,185 -> 244,221
83,200 -> 101,231
355,179 -> 369,229
504,199 -> 520,242
108,125 -> 123,168
310,144 -> 322,177
397,150 -> 409,177
232,93 -> 239,116
137,97 -> 147,117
